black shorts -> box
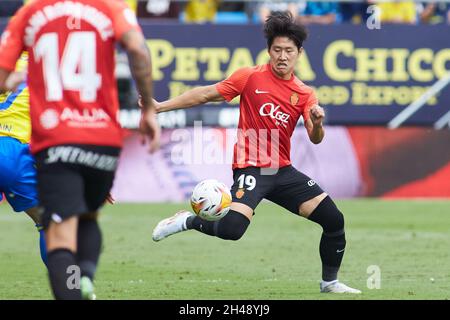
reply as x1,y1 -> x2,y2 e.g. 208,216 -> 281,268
35,144 -> 121,229
230,165 -> 324,214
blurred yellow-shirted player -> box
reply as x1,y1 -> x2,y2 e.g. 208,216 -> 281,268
378,2 -> 417,24
0,52 -> 47,265
0,53 -> 30,142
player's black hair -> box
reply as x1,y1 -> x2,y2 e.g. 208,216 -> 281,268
263,11 -> 308,50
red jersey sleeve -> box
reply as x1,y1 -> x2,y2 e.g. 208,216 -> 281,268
302,89 -> 318,122
0,6 -> 28,72
108,0 -> 142,41
216,67 -> 255,102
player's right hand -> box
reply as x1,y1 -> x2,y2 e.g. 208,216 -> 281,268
139,108 -> 161,154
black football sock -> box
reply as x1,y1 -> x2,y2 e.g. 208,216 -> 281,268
47,248 -> 82,300
186,210 -> 250,240
319,231 -> 346,281
308,196 -> 346,281
76,219 -> 102,281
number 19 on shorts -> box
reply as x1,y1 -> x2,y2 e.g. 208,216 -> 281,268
237,174 -> 256,191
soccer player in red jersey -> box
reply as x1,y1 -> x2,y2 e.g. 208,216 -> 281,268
0,0 -> 160,299
152,12 -> 360,294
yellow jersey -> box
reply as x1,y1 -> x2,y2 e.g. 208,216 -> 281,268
0,53 -> 30,144
185,0 -> 219,23
378,2 -> 417,24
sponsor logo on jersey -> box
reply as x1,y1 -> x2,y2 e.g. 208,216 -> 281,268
45,146 -> 118,171
307,179 -> 316,187
0,122 -> 13,133
259,103 -> 290,128
40,108 -> 111,130
61,108 -> 111,124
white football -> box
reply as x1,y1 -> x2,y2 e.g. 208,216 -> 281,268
190,179 -> 232,221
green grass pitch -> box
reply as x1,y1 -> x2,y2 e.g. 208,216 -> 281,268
0,199 -> 449,300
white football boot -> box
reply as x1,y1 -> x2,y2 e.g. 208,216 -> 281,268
80,276 -> 97,300
320,280 -> 362,294
152,210 -> 194,242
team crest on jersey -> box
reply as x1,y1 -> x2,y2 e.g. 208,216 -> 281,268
236,188 -> 245,199
290,92 -> 299,106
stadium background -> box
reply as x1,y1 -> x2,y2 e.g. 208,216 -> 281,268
2,0 -> 450,201
113,21 -> 450,201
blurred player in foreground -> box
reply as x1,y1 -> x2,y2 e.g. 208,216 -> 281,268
152,11 -> 360,294
0,52 -> 47,266
0,0 -> 160,299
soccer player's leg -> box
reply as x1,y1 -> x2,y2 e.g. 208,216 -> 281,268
79,169 -> 117,300
77,211 -> 101,301
45,216 -> 80,300
184,201 -> 253,240
266,166 -> 361,294
302,195 -> 360,293
25,207 -> 48,266
0,137 -> 47,266
152,167 -> 271,242
6,195 -> 47,267
152,197 -> 255,242
36,152 -> 87,300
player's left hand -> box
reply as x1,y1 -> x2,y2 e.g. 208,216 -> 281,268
309,105 -> 325,127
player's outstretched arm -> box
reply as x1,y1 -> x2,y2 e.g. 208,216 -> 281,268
156,85 -> 225,113
305,104 -> 325,144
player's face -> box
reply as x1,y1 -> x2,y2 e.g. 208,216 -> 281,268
268,37 -> 301,80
